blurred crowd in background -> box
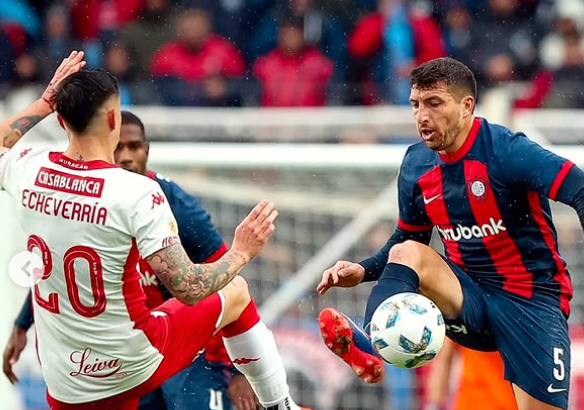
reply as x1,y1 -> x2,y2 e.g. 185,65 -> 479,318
0,0 -> 583,108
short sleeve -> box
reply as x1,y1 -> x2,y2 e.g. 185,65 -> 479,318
130,183 -> 181,259
397,148 -> 433,232
0,147 -> 15,191
498,132 -> 573,200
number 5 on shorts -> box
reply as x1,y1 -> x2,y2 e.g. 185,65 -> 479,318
553,347 -> 565,381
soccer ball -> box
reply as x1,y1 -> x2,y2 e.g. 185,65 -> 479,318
370,293 -> 445,369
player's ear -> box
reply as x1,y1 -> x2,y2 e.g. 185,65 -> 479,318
462,95 -> 475,118
107,109 -> 116,131
57,114 -> 65,130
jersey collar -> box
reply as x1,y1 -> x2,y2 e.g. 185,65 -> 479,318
438,117 -> 482,163
49,152 -> 118,171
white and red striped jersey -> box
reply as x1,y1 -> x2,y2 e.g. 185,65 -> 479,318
0,147 -> 180,402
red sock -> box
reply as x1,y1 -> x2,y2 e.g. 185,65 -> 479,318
222,300 -> 261,338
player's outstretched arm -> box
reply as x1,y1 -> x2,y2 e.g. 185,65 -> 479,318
316,227 -> 433,294
0,50 -> 86,149
147,201 -> 278,305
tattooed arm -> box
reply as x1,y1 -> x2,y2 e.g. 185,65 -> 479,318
1,51 -> 85,149
0,104 -> 49,149
146,200 -> 278,305
147,245 -> 249,305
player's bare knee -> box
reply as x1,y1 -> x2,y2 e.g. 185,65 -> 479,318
223,276 -> 251,316
388,240 -> 424,270
387,240 -> 438,286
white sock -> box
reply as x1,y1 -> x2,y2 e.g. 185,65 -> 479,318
223,321 -> 300,410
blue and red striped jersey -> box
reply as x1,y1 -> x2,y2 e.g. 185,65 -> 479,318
397,117 -> 573,316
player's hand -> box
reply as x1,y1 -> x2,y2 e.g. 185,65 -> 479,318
317,261 -> 365,295
2,326 -> 28,384
41,50 -> 86,111
228,374 -> 260,410
231,200 -> 278,262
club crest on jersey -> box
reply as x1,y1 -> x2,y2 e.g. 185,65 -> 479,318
467,177 -> 487,202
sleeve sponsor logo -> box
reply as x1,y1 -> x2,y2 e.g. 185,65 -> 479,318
162,236 -> 180,248
35,167 -> 104,198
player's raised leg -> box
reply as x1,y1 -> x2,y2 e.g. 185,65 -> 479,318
513,385 -> 564,410
218,276 -> 309,410
364,240 -> 464,324
318,240 -> 464,384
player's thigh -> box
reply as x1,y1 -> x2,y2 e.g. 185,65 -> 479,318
440,259 -> 497,351
488,292 -> 570,410
513,384 -> 565,410
148,294 -> 225,379
389,240 -> 464,318
216,276 -> 252,330
160,358 -> 231,410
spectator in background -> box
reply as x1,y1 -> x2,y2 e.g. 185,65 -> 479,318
119,0 -> 176,80
248,0 -> 347,81
515,0 -> 584,109
35,4 -> 80,83
103,42 -> 136,105
435,1 -> 472,63
0,0 -> 42,40
347,0 -> 446,105
12,52 -> 42,89
466,0 -> 540,89
424,339 -> 518,410
177,0 -> 247,48
253,18 -> 333,107
151,8 -> 246,106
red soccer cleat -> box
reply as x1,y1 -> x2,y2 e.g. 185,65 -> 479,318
318,307 -> 385,384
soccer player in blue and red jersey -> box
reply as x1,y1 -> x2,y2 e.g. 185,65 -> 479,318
316,57 -> 582,410
3,111 -> 260,410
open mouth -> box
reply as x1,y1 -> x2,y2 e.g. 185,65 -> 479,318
421,130 -> 435,141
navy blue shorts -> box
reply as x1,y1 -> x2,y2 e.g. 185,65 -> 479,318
443,259 -> 571,409
138,358 -> 231,410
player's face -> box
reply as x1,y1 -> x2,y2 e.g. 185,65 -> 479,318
409,83 -> 469,153
114,124 -> 149,175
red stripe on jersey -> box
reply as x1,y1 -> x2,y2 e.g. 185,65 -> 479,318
463,160 -> 532,298
146,170 -> 157,180
122,239 -> 154,333
49,152 -> 118,171
397,219 -> 433,232
439,118 -> 482,163
418,166 -> 464,266
549,161 -> 574,201
527,191 -> 572,316
204,243 -> 229,263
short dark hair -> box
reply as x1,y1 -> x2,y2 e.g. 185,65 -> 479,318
410,57 -> 477,100
55,69 -> 119,134
121,111 -> 146,138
